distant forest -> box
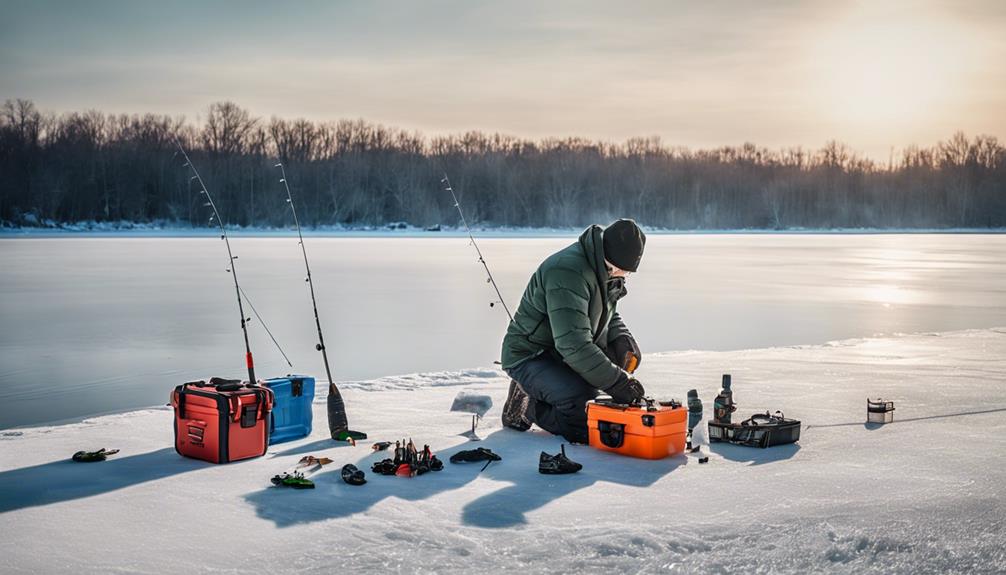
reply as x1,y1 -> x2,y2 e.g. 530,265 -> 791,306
1,98 -> 1003,229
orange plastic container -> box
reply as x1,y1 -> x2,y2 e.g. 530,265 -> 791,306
587,400 -> 687,459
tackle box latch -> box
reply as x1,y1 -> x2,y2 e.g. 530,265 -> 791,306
597,420 -> 625,448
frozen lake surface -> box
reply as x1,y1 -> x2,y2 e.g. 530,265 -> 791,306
1,233 -> 1004,428
2,328 -> 1004,573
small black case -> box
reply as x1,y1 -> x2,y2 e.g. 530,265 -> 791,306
708,411 -> 801,448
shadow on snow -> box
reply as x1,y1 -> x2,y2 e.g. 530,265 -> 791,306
245,428 -> 685,529
707,441 -> 801,465
268,437 -> 357,458
0,448 -> 202,514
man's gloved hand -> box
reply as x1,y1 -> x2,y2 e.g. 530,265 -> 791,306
607,376 -> 646,405
610,334 -> 642,373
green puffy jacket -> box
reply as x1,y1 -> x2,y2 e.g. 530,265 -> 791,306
501,225 -> 633,391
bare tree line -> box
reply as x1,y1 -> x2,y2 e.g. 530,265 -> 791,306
1,98 -> 1003,230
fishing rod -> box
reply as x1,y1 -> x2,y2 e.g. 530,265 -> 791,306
441,174 -> 513,322
275,162 -> 364,441
175,141 -> 291,385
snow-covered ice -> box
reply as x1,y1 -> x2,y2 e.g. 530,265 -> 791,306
2,328 -> 1004,574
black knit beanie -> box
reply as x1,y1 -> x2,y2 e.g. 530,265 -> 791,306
602,219 -> 646,272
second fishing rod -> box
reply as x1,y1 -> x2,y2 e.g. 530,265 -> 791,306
275,162 -> 366,442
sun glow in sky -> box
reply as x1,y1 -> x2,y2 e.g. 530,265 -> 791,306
807,2 -> 991,157
0,0 -> 1003,160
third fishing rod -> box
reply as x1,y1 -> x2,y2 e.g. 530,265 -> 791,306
275,162 -> 365,442
441,174 -> 513,323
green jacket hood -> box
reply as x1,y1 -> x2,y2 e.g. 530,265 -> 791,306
578,224 -> 608,290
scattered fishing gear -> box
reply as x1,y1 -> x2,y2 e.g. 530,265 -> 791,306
867,398 -> 895,424
334,433 -> 358,447
271,471 -> 315,489
805,405 -> 1006,431
275,162 -> 365,443
450,391 -> 493,441
341,464 -> 367,486
175,142 -> 290,383
449,447 -> 502,472
704,375 -> 801,448
441,174 -> 513,321
709,411 -> 802,448
371,438 -> 443,477
539,444 -> 582,475
371,441 -> 392,452
72,448 -> 119,462
686,389 -> 703,450
270,455 -> 333,489
712,374 -> 736,424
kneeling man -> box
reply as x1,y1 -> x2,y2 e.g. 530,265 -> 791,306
501,219 -> 647,443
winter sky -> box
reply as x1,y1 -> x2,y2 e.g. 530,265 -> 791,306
1,0 -> 1004,160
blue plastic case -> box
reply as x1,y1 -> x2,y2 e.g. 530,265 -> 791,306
263,375 -> 315,444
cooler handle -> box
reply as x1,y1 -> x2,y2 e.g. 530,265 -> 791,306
227,387 -> 273,423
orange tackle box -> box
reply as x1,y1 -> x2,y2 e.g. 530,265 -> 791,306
587,399 -> 687,460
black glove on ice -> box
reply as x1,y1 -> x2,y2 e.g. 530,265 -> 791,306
607,376 -> 646,405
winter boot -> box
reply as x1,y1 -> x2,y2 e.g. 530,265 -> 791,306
538,444 -> 582,475
501,379 -> 532,431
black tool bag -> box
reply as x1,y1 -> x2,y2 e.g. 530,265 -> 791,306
708,411 -> 801,448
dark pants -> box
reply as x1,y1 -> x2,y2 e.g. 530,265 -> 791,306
505,354 -> 600,444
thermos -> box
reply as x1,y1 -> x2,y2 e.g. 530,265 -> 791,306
686,389 -> 703,450
713,374 -> 736,424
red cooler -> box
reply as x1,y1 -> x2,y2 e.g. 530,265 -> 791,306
171,378 -> 274,464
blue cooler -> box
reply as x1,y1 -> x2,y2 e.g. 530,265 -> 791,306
263,375 -> 315,444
